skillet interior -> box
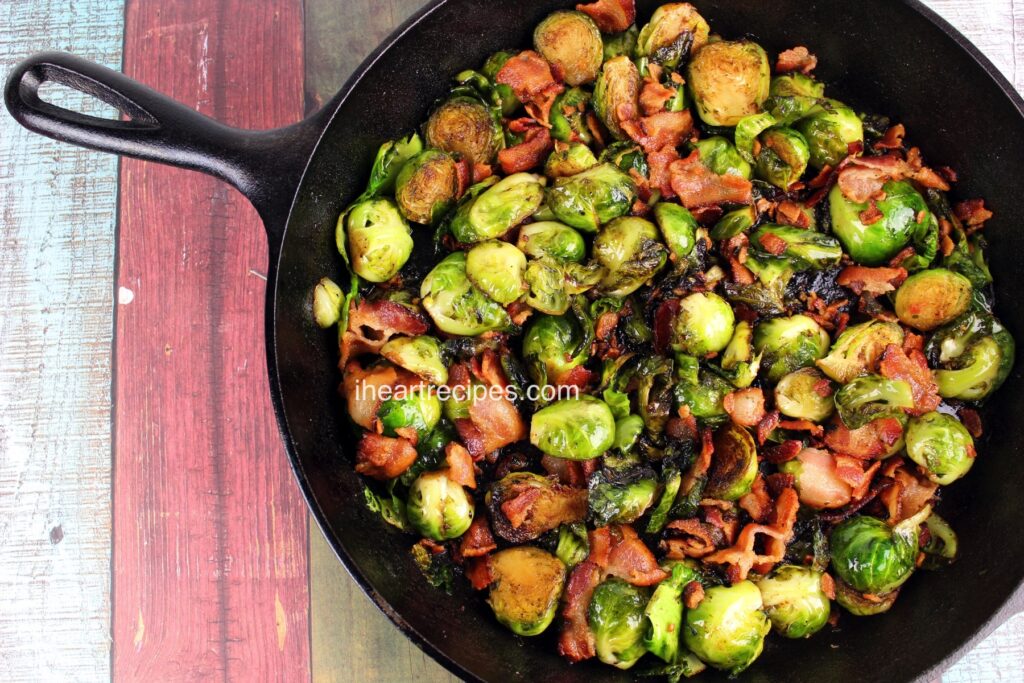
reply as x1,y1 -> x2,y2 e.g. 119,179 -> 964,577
270,1 -> 1024,680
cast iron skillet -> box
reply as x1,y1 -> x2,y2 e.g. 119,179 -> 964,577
6,1 -> 1024,680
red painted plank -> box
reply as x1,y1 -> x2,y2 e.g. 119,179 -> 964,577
112,1 -> 309,680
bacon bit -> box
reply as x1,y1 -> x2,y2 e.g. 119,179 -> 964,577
500,486 -> 543,529
691,205 -> 725,225
456,390 -> 526,460
595,310 -> 621,342
739,475 -> 772,522
445,442 -> 477,489
776,200 -> 812,228
454,158 -> 472,198
778,419 -> 825,437
722,234 -> 756,285
666,412 -> 700,444
506,299 -> 533,326
459,515 -> 497,559
663,519 -> 724,559
585,111 -> 606,149
938,217 -> 955,257
355,432 -> 418,480
498,126 -> 553,174
640,66 -> 676,115
704,487 -> 800,580
766,472 -> 796,497
825,416 -> 904,460
622,110 -> 694,154
471,163 -> 493,185
903,332 -> 925,354
557,365 -> 595,390
837,265 -> 907,295
813,378 -> 833,397
834,455 -> 881,500
680,428 -> 715,497
591,525 -> 669,586
653,298 -> 681,354
802,293 -> 850,333
837,165 -> 890,204
723,387 -> 767,427
960,408 -> 983,438
541,455 -> 588,487
465,556 -> 494,590
858,200 -> 884,225
954,199 -> 994,231
764,439 -> 803,464
495,50 -> 564,124
669,150 -> 753,209
758,231 -> 789,256
683,581 -> 706,609
874,124 -> 906,151
575,0 -> 636,33
702,506 -> 739,545
558,561 -> 602,661
339,298 -> 430,366
776,46 -> 818,74
648,146 -> 680,198
879,344 -> 941,414
821,573 -> 837,600
756,411 -> 782,446
880,458 -> 938,524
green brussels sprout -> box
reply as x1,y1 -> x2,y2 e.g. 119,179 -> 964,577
683,581 -> 770,674
394,150 -> 459,225
312,276 -> 344,328
705,421 -> 759,500
603,25 -> 639,61
905,411 -> 976,485
481,51 -> 521,116
594,56 -> 641,140
755,565 -> 831,639
534,11 -> 603,86
545,142 -> 599,179
555,523 -> 590,568
600,141 -> 649,177
653,203 -> 698,261
406,470 -> 475,541
775,368 -> 835,422
588,467 -> 659,526
753,314 -> 831,383
589,578 -> 650,669
829,180 -> 934,266
487,472 -> 588,543
522,313 -> 590,386
928,310 -> 1015,401
425,97 -> 501,166
465,240 -> 528,305
834,578 -> 900,616
531,396 -> 617,460
834,375 -> 914,430
693,136 -> 753,179
547,162 -> 639,233
920,513 -> 959,570
376,386 -> 441,441
894,268 -> 973,331
675,369 -> 732,423
524,260 -> 570,315
747,225 -> 843,282
635,2 -> 710,69
711,206 -> 757,240
380,335 -> 448,385
794,99 -> 864,170
345,197 -> 414,282
550,87 -> 594,144
719,320 -> 762,389
688,41 -> 771,127
517,221 -> 587,262
770,73 -> 825,98
362,133 -> 424,198
646,470 -> 683,534
830,507 -> 931,595
754,127 -> 811,190
817,320 -> 905,384
420,252 -> 512,335
593,217 -> 668,296
644,561 -> 703,663
672,292 -> 736,357
487,546 -> 567,636
451,173 -> 546,243
613,415 -> 646,454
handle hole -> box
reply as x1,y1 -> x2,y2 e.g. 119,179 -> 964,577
38,80 -> 123,121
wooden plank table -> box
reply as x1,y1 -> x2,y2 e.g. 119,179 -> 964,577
0,1 -> 1021,681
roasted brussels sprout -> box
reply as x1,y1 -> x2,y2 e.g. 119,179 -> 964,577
534,11 -> 604,86
754,127 -> 811,190
644,560 -> 703,663
688,40 -> 770,127
380,335 -> 448,385
794,99 -> 864,170
312,276 -> 344,328
711,205 -> 757,240
523,312 -> 590,386
589,578 -> 650,669
905,411 -> 976,485
817,320 -> 904,384
770,73 -> 825,98
753,314 -> 831,383
421,252 -> 512,335
653,203 -> 698,261
601,141 -> 649,177
829,180 -> 935,266
517,221 -> 587,262
524,260 -> 570,315
594,55 -> 641,139
394,150 -> 459,225
672,292 -> 736,357
465,240 -> 528,305
755,565 -> 831,639
451,173 -> 546,243
720,320 -> 762,389
747,225 -> 843,282
530,396 -> 616,460
603,25 -> 639,61
683,581 -> 770,674
488,546 -> 567,636
555,523 -> 590,568
675,369 -> 732,423
693,136 -> 753,179
705,421 -> 758,500
893,268 -> 973,332
593,217 -> 668,296
344,197 -> 414,283
487,472 -> 588,543
774,368 -> 834,422
921,513 -> 959,570
830,507 -> 930,595
588,468 -> 659,525
834,375 -> 914,430
377,386 -> 441,441
635,2 -> 710,68
928,310 -> 1015,401
545,142 -> 599,179
834,578 -> 900,617
425,97 -> 501,166
550,88 -> 594,144
406,470 -> 475,541
481,51 -> 520,116
547,162 -> 638,233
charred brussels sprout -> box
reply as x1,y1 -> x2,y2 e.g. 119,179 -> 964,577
524,260 -> 570,315
465,240 -> 528,305
425,97 -> 501,166
817,320 -> 904,384
672,292 -> 736,357
487,473 -> 587,543
588,468 -> 659,526
747,225 -> 843,281
603,25 -> 639,61
517,221 -> 587,263
770,73 -> 825,98
675,369 -> 732,422
421,252 -> 512,335
345,197 -> 414,282
688,41 -> 770,127
754,127 -> 811,190
594,217 -> 668,296
522,313 -> 590,386
451,173 -> 546,243
705,421 -> 759,500
755,565 -> 831,639
377,386 -> 441,441
550,88 -> 593,144
834,375 -> 914,430
547,162 -> 638,233
406,470 -> 475,541
534,11 -> 603,86
928,310 -> 1015,401
775,368 -> 835,422
594,56 -> 641,140
829,180 -> 934,266
654,203 -> 697,261
894,269 -> 973,332
830,507 -> 930,595
834,578 -> 900,616
683,581 -> 770,674
794,99 -> 863,170
753,314 -> 831,383
530,396 -> 617,460
380,335 -> 448,385
905,411 -> 975,485
589,578 -> 650,669
694,136 -> 753,179
643,561 -> 703,663
488,547 -> 567,636
395,150 -> 459,225
545,142 -> 598,179
635,2 -> 710,69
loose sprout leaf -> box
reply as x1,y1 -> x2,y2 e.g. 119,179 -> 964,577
362,483 -> 409,531
410,542 -> 456,594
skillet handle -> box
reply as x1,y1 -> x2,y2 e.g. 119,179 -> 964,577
4,51 -> 326,251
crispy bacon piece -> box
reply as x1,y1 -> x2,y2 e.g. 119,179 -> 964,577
559,561 -> 602,661
541,455 -> 590,487
454,157 -> 472,198
880,458 -> 938,524
472,163 -> 493,184
778,419 -> 825,437
590,525 -> 669,586
837,164 -> 891,204
763,439 -> 803,464
341,360 -> 424,430
960,407 -> 983,438
445,442 -> 477,489
647,146 -> 680,198
824,416 -> 904,460
681,428 -> 715,496
669,151 -> 753,209
702,505 -> 739,545
756,411 -> 782,446
791,448 -> 853,509
875,124 -> 906,151
704,487 -> 799,581
776,200 -> 812,229
495,50 -> 564,124
905,147 -> 951,190
836,456 -> 882,501
723,387 -> 767,427
459,515 -> 497,559
859,201 -> 884,225
837,266 -> 908,295
576,0 -> 636,33
879,344 -> 941,415
640,72 -> 677,116
821,573 -> 837,600
498,126 -> 553,174
355,432 -> 418,480
838,151 -> 951,203
776,46 -> 817,74
339,298 -> 431,365
683,581 -> 705,609
954,199 -> 994,231
739,475 -> 772,522
454,355 -> 527,459
465,556 -> 494,590
653,299 -> 681,354
622,110 -> 694,154
663,519 -> 724,559
758,231 -> 788,256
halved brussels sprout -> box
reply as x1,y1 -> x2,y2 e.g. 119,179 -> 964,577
603,25 -> 639,61
706,421 -> 759,500
775,367 -> 834,422
830,506 -> 930,595
421,252 -> 512,335
635,2 -> 710,69
380,335 -> 448,385
928,310 -> 1015,401
794,99 -> 864,170
487,472 -> 588,543
550,88 -> 593,144
395,150 -> 459,225
720,320 -> 762,389
425,96 -> 501,166
588,467 -> 659,526
834,374 -> 914,430
451,173 -> 546,243
921,513 -> 959,570
683,581 -> 770,674
711,206 -> 757,240
481,51 -> 521,116
817,320 -> 904,384
524,260 -> 570,315
755,565 -> 831,639
675,369 -> 732,423
594,217 -> 668,296
547,162 -> 639,233
522,312 -> 590,386
893,268 -> 972,332
613,415 -> 645,454
344,198 -> 414,283
488,546 -> 567,636
465,240 -> 528,305
555,523 -> 590,568
377,386 -> 442,441
312,277 -> 344,328
534,11 -> 604,86
590,578 -> 650,669
406,470 -> 475,541
672,292 -> 736,357
770,73 -> 825,98
834,578 -> 900,616
594,56 -> 641,140
693,136 -> 753,179
747,225 -> 843,281
829,180 -> 934,266
530,396 -> 617,460
644,560 -> 703,663
545,142 -> 599,179
905,411 -> 975,485
688,40 -> 770,127
654,203 -> 698,261
753,314 -> 831,383
517,221 -> 587,263
754,127 -> 810,190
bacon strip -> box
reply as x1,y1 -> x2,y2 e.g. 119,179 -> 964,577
879,458 -> 938,524
498,126 -> 553,174
495,50 -> 564,124
453,355 -> 526,459
776,46 -> 817,74
874,124 -> 906,151
458,515 -> 497,559
824,416 -> 904,460
445,442 -> 477,489
639,65 -> 677,115
647,147 -> 680,198
879,344 -> 941,415
837,266 -> 908,295
355,432 -> 418,480
621,110 -> 693,154
704,487 -> 799,581
669,150 -> 753,209
465,556 -> 494,590
558,561 -> 602,661
954,199 -> 994,231
738,475 -> 771,522
339,298 -> 430,366
590,525 -> 668,586
575,0 -> 636,33
663,519 -> 723,559
837,151 -> 950,204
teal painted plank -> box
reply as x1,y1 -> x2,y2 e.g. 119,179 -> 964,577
0,1 -> 123,681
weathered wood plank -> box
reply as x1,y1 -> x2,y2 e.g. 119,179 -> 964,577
0,2 -> 123,681
112,1 -> 309,680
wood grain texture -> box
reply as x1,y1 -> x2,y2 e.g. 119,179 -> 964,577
112,1 -> 309,680
0,2 -> 123,681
